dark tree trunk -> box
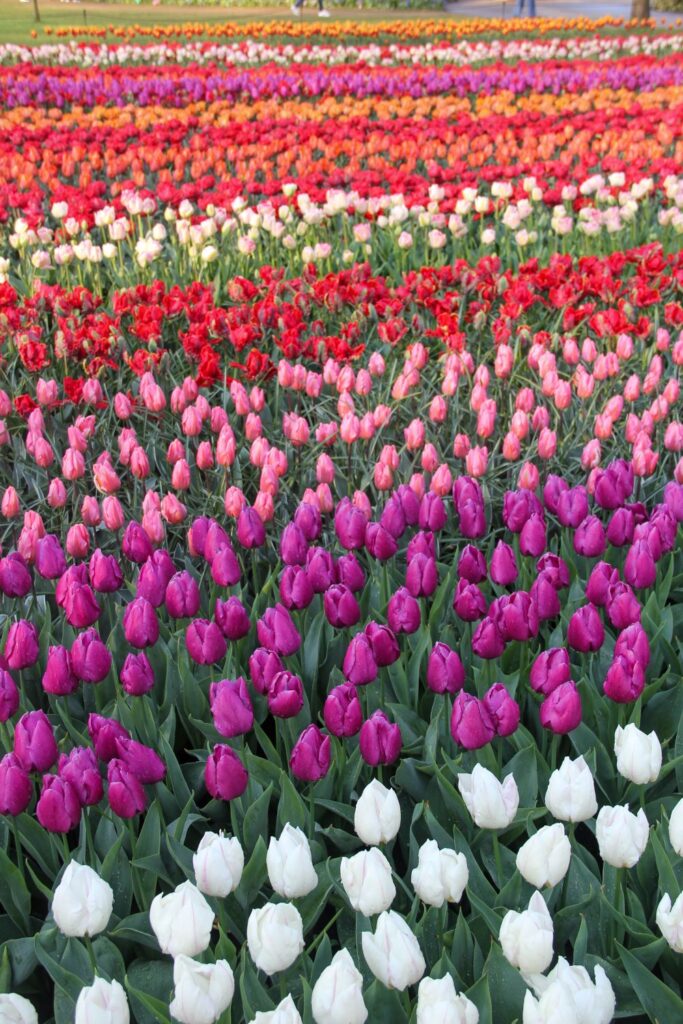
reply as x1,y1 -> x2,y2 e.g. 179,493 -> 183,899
630,0 -> 650,17
32,0 -> 41,21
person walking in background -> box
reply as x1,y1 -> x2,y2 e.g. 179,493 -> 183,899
514,0 -> 536,14
291,0 -> 331,16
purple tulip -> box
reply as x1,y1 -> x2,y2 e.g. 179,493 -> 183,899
426,642 -> 465,694
649,505 -> 677,554
458,497 -> 487,539
365,522 -> 398,561
503,489 -> 542,533
556,486 -> 589,529
586,561 -> 620,607
280,522 -> 308,566
567,604 -> 604,653
453,476 -> 482,508
530,573 -> 561,621
0,753 -> 32,815
294,501 -> 322,541
606,582 -> 641,630
0,553 -> 32,598
623,539 -> 657,590
335,553 -> 365,593
664,481 -> 683,522
210,544 -> 242,587
519,514 -> 547,558
334,498 -> 368,550
4,620 -> 39,671
42,646 -> 79,696
450,692 -> 495,749
58,747 -> 103,806
186,619 -> 227,665
539,681 -> 582,733
458,545 -> 488,584
471,617 -> 506,659
606,507 -> 635,547
188,516 -> 212,558
114,737 -> 166,784
36,775 -> 81,832
210,677 -> 254,738
387,587 -> 421,634
379,495 -> 406,540
573,516 -> 606,558
137,549 -> 176,606
536,553 -> 570,589
490,541 -> 518,586
122,521 -> 153,564
306,547 -> 336,593
614,622 -> 650,668
493,592 -> 539,642
205,744 -> 249,800
14,710 -> 58,772
236,507 -> 266,549
89,549 -> 124,593
323,683 -> 362,737
70,628 -> 112,683
406,554 -> 438,598
419,492 -> 447,532
343,633 -> 378,686
203,522 -> 231,565
0,668 -> 20,721
396,484 -> 421,525
107,759 -> 148,818
483,683 -> 520,736
279,565 -> 315,610
63,578 -> 101,629
290,725 -> 330,782
407,531 -> 435,562
603,652 -> 646,703
530,648 -> 571,695
594,460 -> 633,510
257,604 -> 301,657
249,647 -> 284,695
634,522 -> 663,561
453,578 -> 487,622
359,711 -> 402,766
365,622 -> 400,666
267,671 -> 304,719
120,651 -> 155,696
165,571 -> 201,619
543,474 -> 569,515
323,584 -> 361,628
123,597 -> 159,649
214,596 -> 250,640
88,714 -> 131,762
35,535 -> 67,580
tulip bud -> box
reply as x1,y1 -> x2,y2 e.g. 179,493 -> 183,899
426,642 -> 465,695
186,619 -> 227,666
354,779 -> 401,846
290,725 -> 330,782
193,831 -> 244,898
596,805 -> 649,868
205,744 -> 248,800
52,862 -> 113,938
411,839 -> 468,908
341,848 -> 395,916
0,994 -> 38,1024
150,880 -> 214,958
656,893 -> 683,954
450,692 -> 495,750
311,950 -> 367,1024
0,753 -> 32,816
416,976 -> 478,1024
107,759 -> 147,819
58,747 -> 103,806
457,764 -> 519,829
247,902 -> 304,975
267,824 -> 318,899
36,775 -> 81,833
362,910 -> 425,991
500,891 -> 554,974
614,723 -> 661,785
323,683 -> 362,738
75,979 -> 129,1024
516,824 -> 571,888
359,711 -> 402,766
169,955 -> 235,1024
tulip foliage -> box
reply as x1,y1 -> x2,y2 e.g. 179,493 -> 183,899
0,17 -> 683,1024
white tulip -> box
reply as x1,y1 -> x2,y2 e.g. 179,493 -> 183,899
311,949 -> 368,1024
411,840 -> 468,908
168,955 -> 234,1024
0,994 -> 38,1024
516,825 -> 571,889
248,995 -> 303,1024
499,892 -> 554,975
247,902 -> 304,975
457,765 -> 519,829
417,975 -> 479,1024
523,985 -> 579,1024
267,825 -> 318,899
340,848 -> 396,916
193,832 -> 244,898
51,862 -> 114,939
525,959 -> 615,1024
544,756 -> 597,823
149,881 -> 214,958
614,724 -> 661,785
75,977 -> 129,1024
354,780 -> 401,846
669,797 -> 683,856
596,805 -> 649,868
361,910 -> 425,991
656,892 -> 683,953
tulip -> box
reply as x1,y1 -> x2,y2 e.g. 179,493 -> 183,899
294,502 -> 322,541
471,616 -> 506,658
603,652 -> 645,703
450,692 -> 495,750
596,804 -> 649,868
169,956 -> 234,1024
490,541 -> 517,586
341,848 -> 396,916
343,633 -> 378,686
387,587 -> 421,634
500,891 -> 554,974
249,648 -> 284,695
257,604 -> 301,657
556,485 -> 589,528
614,622 -> 650,668
334,499 -> 368,550
614,723 -> 661,785
536,553 -> 570,589
483,683 -> 520,736
544,755 -> 597,822
0,553 -> 32,598
89,549 -> 124,593
58,747 -> 103,806
457,765 -> 519,829
516,824 -> 571,889
205,744 -> 248,800
416,976 -> 478,1024
669,798 -> 683,856
35,534 -> 66,580
107,759 -> 147,818
247,902 -> 304,975
605,582 -> 641,629
236,506 -> 266,548
210,677 -> 254,737
114,737 -> 165,785
0,995 -> 38,1024
36,775 -> 81,833
249,996 -> 303,1024
323,584 -> 360,629
362,910 -> 425,991
336,553 -> 365,593
70,628 -> 112,683
311,950 -> 367,1024
453,579 -> 487,622
74,979 -> 129,1024
267,671 -> 304,719
118,651 -> 154,697
0,667 -> 20,720
359,711 -> 402,766
426,642 -> 465,695
4,620 -> 39,671
354,779 -> 400,846
87,714 -> 129,762
0,753 -> 32,816
122,596 -> 159,650
586,562 -> 620,607
186,619 -> 227,665
14,710 -> 58,772
529,648 -> 570,696
519,515 -> 547,558
623,538 -> 657,590
166,571 -> 201,618
52,862 -> 113,938
267,824 -> 318,899
567,604 -> 604,652
419,492 -> 447,531
137,550 -> 176,606
324,684 -> 362,737
606,506 -> 635,547
363,622 -> 399,667
150,880 -> 214,958
193,831 -> 243,898
656,893 -> 683,953
523,959 -> 615,1024
210,544 -> 242,588
411,839 -> 468,908
122,521 -> 153,563
540,680 -> 582,734
290,725 -> 330,782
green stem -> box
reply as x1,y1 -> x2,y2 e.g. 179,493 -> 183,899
492,831 -> 504,890
60,833 -> 70,865
84,936 -> 98,981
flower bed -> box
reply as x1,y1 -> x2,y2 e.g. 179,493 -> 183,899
0,23 -> 682,1024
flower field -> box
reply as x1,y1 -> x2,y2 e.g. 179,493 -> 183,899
0,16 -> 683,1024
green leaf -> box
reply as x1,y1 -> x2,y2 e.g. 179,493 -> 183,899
242,783 -> 274,853
278,771 -> 308,831
617,942 -> 683,1021
0,846 -> 31,933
